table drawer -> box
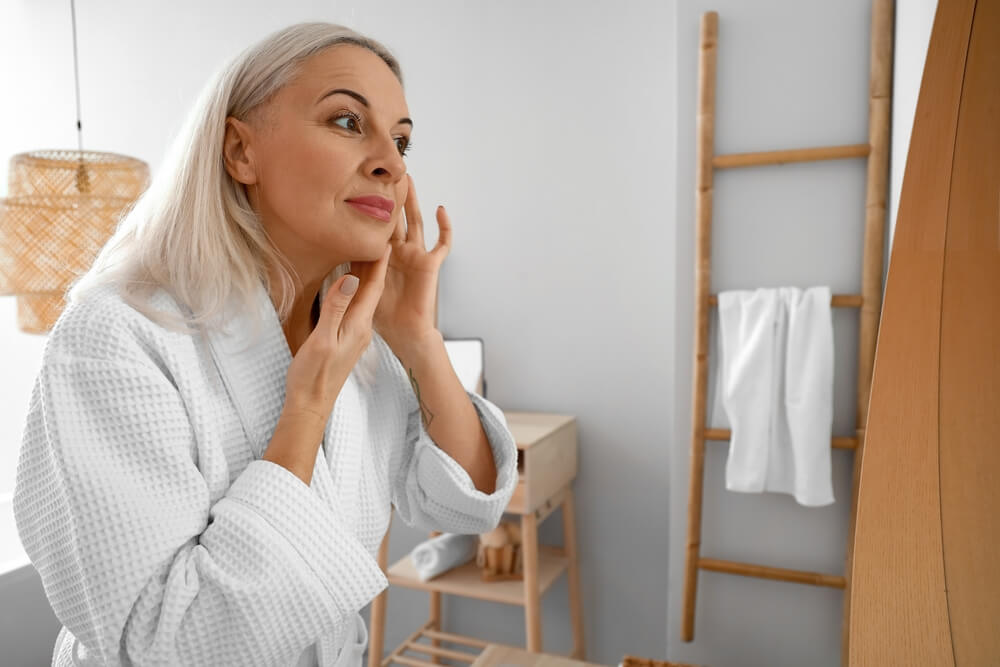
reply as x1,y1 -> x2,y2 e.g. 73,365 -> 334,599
501,412 -> 577,515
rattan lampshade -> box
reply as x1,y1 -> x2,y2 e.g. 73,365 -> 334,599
0,150 -> 149,333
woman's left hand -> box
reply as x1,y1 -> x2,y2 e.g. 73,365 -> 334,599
374,173 -> 451,351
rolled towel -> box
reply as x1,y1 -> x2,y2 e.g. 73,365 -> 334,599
409,533 -> 479,582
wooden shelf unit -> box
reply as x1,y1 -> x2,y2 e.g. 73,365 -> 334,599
368,411 -> 586,667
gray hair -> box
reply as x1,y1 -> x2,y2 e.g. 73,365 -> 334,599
66,22 -> 403,341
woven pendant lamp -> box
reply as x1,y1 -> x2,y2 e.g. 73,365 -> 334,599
0,151 -> 149,333
0,3 -> 150,334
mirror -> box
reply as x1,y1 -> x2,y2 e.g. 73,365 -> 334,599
443,338 -> 486,398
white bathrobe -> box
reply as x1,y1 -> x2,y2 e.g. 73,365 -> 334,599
12,280 -> 519,667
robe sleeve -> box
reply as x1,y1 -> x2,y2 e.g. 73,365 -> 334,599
380,339 -> 520,535
12,355 -> 387,667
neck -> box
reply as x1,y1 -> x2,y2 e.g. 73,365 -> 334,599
267,270 -> 327,354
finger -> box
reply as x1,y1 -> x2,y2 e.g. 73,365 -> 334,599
392,199 -> 406,245
403,173 -> 425,249
317,272 -> 360,333
344,244 -> 391,326
430,205 -> 453,262
391,175 -> 409,245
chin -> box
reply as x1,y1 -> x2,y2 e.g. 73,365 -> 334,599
351,239 -> 393,263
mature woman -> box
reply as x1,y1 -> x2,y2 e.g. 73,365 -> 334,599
13,22 -> 518,667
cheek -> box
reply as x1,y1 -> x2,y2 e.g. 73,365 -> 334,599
262,131 -> 352,217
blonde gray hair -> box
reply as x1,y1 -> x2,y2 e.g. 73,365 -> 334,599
65,22 -> 403,340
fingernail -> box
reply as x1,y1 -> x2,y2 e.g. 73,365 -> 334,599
341,275 -> 359,295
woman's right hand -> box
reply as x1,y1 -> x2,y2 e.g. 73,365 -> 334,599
281,245 -> 391,426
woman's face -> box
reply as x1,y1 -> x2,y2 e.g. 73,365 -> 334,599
239,44 -> 412,272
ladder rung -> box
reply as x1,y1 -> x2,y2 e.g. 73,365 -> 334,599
713,144 -> 869,168
699,557 -> 846,588
704,428 -> 858,450
707,293 -> 862,307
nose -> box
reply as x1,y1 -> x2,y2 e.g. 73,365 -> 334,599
365,132 -> 406,182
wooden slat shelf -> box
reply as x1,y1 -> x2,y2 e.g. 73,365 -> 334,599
402,640 -> 480,662
385,656 -> 440,667
420,628 -> 492,649
387,544 -> 569,606
378,613 -> 539,666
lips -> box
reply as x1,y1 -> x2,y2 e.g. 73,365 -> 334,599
346,195 -> 395,222
346,195 -> 394,213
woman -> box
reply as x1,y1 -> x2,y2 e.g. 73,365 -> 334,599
13,22 -> 518,667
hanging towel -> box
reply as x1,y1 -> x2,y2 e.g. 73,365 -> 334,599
409,533 -> 479,581
716,286 -> 835,507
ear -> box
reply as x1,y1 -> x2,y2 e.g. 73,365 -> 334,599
222,117 -> 258,185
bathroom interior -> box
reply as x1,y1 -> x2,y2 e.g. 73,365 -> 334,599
0,0 -> 996,665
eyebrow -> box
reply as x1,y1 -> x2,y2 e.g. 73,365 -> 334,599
317,88 -> 413,127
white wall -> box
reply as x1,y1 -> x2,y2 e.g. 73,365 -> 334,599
889,0 -> 937,254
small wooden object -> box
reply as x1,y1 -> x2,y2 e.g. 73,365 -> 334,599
477,520 -> 523,581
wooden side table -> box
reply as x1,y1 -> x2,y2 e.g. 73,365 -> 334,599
368,411 -> 584,666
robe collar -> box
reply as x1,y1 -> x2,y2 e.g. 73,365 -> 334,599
201,279 -> 309,460
196,280 -> 370,547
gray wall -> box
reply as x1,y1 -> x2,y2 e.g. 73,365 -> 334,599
1,1 -> 937,666
368,0 -> 676,661
0,566 -> 61,666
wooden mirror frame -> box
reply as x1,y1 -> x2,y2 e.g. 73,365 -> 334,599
848,0 -> 999,663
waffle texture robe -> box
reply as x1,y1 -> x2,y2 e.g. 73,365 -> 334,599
12,280 -> 519,666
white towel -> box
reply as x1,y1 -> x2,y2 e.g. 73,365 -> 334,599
409,533 -> 479,581
715,286 -> 835,507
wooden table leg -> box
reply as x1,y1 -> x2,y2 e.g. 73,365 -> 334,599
562,487 -> 586,660
369,526 -> 391,667
428,530 -> 443,664
430,590 -> 442,664
521,511 -> 542,652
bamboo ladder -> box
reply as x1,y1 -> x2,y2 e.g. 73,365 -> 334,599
679,1 -> 893,663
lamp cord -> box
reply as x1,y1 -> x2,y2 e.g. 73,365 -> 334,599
70,0 -> 83,153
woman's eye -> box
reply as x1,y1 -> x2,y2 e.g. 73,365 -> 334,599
331,112 -> 361,131
331,111 -> 411,157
